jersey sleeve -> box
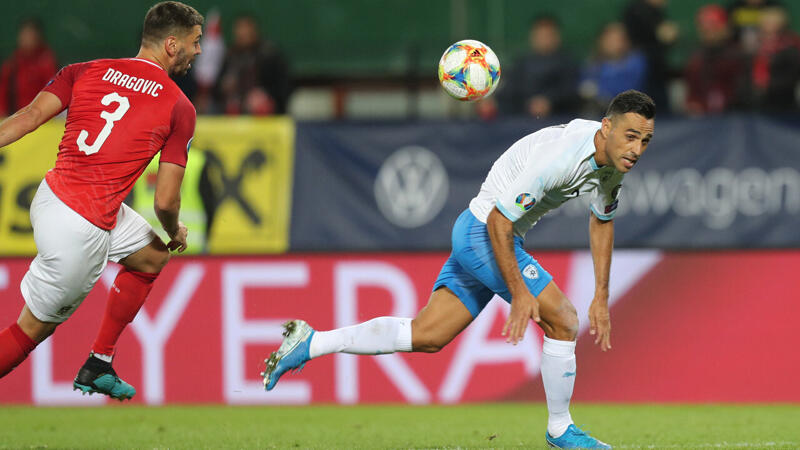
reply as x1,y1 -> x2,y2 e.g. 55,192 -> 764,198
160,96 -> 196,167
495,156 -> 564,223
42,62 -> 90,111
590,174 -> 624,221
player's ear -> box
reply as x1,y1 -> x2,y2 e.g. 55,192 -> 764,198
165,35 -> 179,57
600,116 -> 612,138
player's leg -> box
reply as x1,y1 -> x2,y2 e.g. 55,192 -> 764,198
73,204 -> 163,400
533,282 -> 578,437
307,285 -> 474,358
1,180 -> 108,379
449,210 -> 608,447
262,231 -> 493,391
411,287 -> 475,352
536,281 -> 609,448
89,236 -> 168,359
0,306 -> 45,378
261,210 -> 496,390
262,286 -> 476,390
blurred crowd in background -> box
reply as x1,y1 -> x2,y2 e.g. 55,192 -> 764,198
0,11 -> 291,117
483,0 -> 800,118
1,0 -> 799,119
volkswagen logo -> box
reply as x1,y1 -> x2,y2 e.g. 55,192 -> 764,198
374,146 -> 449,228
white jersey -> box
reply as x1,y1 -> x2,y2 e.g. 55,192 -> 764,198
468,119 -> 623,238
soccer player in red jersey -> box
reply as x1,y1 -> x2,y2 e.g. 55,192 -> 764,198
0,2 -> 203,400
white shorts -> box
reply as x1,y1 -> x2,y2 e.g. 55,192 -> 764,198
20,180 -> 157,323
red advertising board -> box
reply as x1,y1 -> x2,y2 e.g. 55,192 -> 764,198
1,250 -> 798,405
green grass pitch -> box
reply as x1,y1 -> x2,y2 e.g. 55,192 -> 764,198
0,403 -> 797,449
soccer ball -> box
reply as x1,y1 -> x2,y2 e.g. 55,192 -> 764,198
438,39 -> 501,102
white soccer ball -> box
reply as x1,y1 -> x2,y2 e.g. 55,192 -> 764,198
438,39 -> 501,102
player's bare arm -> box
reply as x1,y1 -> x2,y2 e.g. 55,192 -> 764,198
0,91 -> 63,148
588,213 -> 614,351
487,207 -> 541,345
154,161 -> 188,253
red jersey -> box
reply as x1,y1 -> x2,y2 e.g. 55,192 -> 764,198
42,57 -> 195,230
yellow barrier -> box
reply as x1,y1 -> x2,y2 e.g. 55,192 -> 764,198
0,122 -> 59,255
195,116 -> 294,254
0,117 -> 294,256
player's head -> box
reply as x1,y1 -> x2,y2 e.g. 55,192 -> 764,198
141,1 -> 204,77
599,90 -> 655,173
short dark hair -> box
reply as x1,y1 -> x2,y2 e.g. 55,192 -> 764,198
141,1 -> 203,47
606,90 -> 656,119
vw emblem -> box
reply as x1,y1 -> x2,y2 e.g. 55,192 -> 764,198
374,146 -> 449,228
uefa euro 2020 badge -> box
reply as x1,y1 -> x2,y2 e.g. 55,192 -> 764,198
515,193 -> 535,211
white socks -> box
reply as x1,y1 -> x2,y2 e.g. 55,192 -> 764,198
308,317 -> 413,359
541,336 -> 576,438
306,319 -> 576,438
91,352 -> 113,363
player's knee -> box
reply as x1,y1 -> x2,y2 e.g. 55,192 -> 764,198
153,249 -> 170,272
17,310 -> 58,344
551,300 -> 579,341
141,247 -> 170,274
413,338 -> 446,353
411,319 -> 449,353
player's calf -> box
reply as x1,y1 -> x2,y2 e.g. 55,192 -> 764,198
91,269 -> 158,358
0,323 -> 38,378
0,306 -> 58,379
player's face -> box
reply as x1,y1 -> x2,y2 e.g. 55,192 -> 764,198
602,112 -> 654,173
172,25 -> 202,77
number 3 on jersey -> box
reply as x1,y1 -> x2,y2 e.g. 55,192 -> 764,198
77,92 -> 130,155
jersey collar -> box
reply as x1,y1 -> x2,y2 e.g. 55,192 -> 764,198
128,57 -> 166,71
589,155 -> 603,171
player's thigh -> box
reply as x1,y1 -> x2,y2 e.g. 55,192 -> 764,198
21,180 -> 109,323
432,248 -> 496,318
453,215 -> 553,303
448,209 -> 513,306
412,287 -> 474,353
534,281 -> 579,340
108,203 -> 161,268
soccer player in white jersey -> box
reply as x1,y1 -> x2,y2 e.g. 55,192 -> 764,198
263,90 -> 655,449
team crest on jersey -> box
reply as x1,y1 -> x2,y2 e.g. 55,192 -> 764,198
515,193 -> 536,211
522,264 -> 539,280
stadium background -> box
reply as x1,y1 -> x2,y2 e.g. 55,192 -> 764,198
0,0 -> 799,412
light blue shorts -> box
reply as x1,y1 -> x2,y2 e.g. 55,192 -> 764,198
433,209 -> 553,318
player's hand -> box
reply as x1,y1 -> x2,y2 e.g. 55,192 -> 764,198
589,298 -> 611,351
166,221 -> 188,253
502,292 -> 540,345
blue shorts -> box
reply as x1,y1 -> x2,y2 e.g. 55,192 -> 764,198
433,209 -> 553,318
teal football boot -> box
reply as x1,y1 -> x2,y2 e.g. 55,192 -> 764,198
546,424 -> 611,449
72,353 -> 136,401
262,320 -> 315,391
